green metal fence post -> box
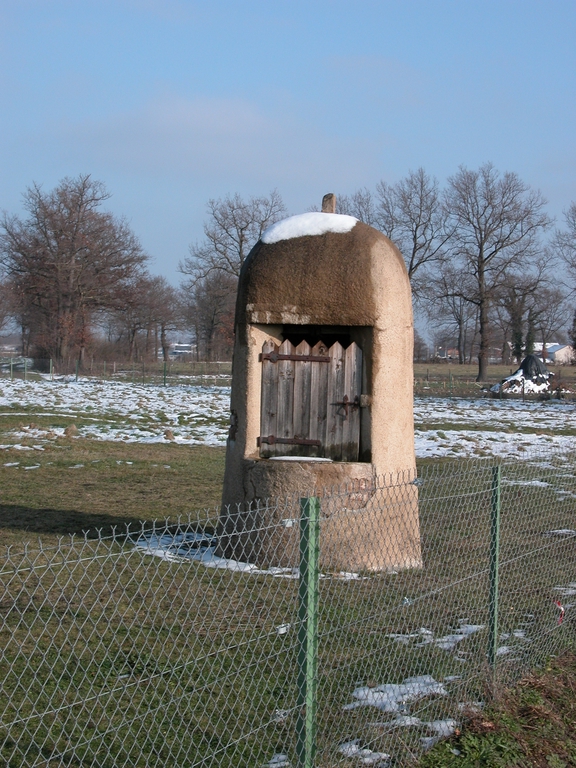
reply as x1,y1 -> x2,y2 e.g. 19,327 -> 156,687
10,358 -> 13,380
24,358 -> 27,381
75,360 -> 79,382
163,360 -> 167,386
488,465 -> 501,671
50,358 -> 53,381
297,496 -> 320,768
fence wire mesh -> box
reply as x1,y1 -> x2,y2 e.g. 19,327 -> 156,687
1,453 -> 576,767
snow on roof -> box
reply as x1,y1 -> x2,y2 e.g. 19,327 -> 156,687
261,212 -> 358,244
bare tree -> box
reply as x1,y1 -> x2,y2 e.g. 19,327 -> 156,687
428,262 -> 478,364
153,278 -> 182,361
0,175 -> 148,363
553,202 -> 576,286
336,188 -> 378,225
180,190 -> 286,283
179,190 -> 285,360
107,275 -> 182,362
444,163 -> 551,381
181,273 -> 236,360
413,328 -> 429,362
493,259 -> 549,364
529,287 -> 569,362
375,168 -> 451,299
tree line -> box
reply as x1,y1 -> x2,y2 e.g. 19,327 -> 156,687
1,166 -> 575,380
182,163 -> 576,382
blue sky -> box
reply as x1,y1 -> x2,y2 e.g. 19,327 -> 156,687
1,0 -> 575,284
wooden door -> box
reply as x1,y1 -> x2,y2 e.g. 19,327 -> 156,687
258,339 -> 362,461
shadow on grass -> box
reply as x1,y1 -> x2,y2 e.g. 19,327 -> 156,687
0,503 -> 152,540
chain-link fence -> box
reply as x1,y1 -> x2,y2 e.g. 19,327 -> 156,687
2,454 -> 576,767
0,357 -> 232,388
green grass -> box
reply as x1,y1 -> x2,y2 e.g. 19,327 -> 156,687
413,362 -> 576,401
3,454 -> 575,766
420,650 -> 576,767
0,439 -> 225,550
1,387 -> 576,765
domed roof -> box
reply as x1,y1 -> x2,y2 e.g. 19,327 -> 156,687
236,214 -> 410,327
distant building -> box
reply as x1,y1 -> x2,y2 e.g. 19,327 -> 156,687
546,344 -> 575,365
169,342 -> 195,357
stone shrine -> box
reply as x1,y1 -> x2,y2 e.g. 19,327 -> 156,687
218,195 -> 421,571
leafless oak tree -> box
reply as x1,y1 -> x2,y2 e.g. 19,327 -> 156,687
179,190 -> 286,359
0,175 -> 148,362
427,261 -> 478,363
336,188 -> 378,226
553,202 -> 576,287
180,190 -> 286,283
375,168 -> 451,299
492,256 -> 552,364
443,163 -> 551,381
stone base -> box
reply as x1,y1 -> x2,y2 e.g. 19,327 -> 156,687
217,458 -> 421,572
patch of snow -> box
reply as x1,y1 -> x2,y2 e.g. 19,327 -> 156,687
390,715 -> 423,727
264,754 -> 291,767
491,373 -> 550,395
344,675 -> 447,713
554,583 -> 576,596
504,479 -> 550,488
428,718 -> 459,737
261,212 -> 358,244
339,741 -> 362,757
337,741 -> 390,765
388,622 -> 484,653
420,724 -> 459,752
457,701 -> 484,713
134,531 -> 301,578
420,737 -> 438,751
1,380 -> 576,462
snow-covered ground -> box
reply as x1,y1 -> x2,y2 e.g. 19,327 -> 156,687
0,377 -> 230,447
414,397 -> 576,459
0,376 -> 575,460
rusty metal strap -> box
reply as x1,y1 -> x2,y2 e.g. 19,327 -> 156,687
257,435 -> 322,447
259,352 -> 330,364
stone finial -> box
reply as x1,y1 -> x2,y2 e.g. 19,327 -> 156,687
321,193 -> 336,213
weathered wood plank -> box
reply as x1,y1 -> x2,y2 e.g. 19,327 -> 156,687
309,341 -> 329,456
276,339 -> 296,455
292,340 -> 313,457
260,339 -> 278,457
326,341 -> 345,460
341,342 -> 362,461
261,337 -> 362,461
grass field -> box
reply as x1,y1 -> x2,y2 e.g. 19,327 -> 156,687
0,440 -> 225,550
413,362 -> 576,398
2,451 -> 576,766
1,371 -> 576,765
1,366 -> 576,551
